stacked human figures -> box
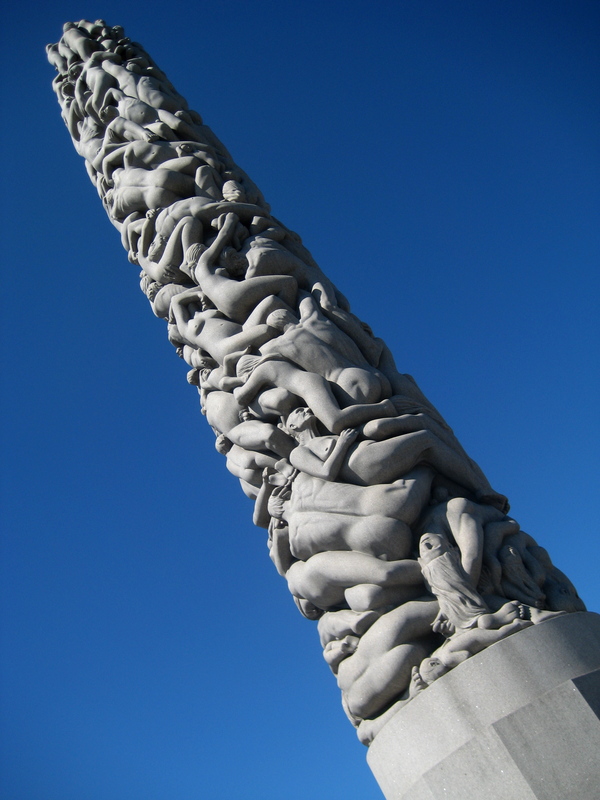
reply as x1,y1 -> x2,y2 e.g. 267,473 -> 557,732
48,20 -> 587,750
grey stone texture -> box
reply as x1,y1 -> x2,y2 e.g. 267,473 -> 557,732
48,22 -> 593,793
367,612 -> 600,799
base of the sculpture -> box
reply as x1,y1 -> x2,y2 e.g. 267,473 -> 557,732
367,611 -> 600,800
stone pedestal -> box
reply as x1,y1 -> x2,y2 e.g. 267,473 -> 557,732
367,612 -> 600,800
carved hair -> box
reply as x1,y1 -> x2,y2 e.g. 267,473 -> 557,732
184,243 -> 207,266
236,354 -> 263,380
266,309 -> 296,330
139,272 -> 161,302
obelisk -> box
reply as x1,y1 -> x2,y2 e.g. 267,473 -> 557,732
48,20 -> 600,799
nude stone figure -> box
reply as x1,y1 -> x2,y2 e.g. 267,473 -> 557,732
136,215 -> 203,284
168,289 -> 281,365
287,468 -> 433,526
418,497 -> 511,586
241,233 -> 342,309
283,408 -> 508,508
238,227 -> 387,365
418,532 -> 527,636
214,435 -> 280,498
188,213 -> 298,323
337,598 -> 439,720
286,550 -> 424,613
61,22 -> 101,63
235,369 -> 399,436
288,511 -> 412,562
253,468 -> 418,559
75,50 -> 119,120
260,296 -> 391,405
106,93 -> 198,142
101,55 -> 187,113
104,163 -> 200,219
46,43 -> 68,74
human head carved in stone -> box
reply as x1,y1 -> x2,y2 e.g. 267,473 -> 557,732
417,656 -> 450,686
222,179 -> 247,203
198,360 -> 217,386
67,63 -> 83,81
167,323 -> 185,347
186,368 -> 200,385
99,104 -> 119,124
152,283 -> 189,320
293,595 -> 323,621
266,309 -> 297,333
176,142 -> 198,156
140,272 -> 161,302
418,532 -> 451,567
102,188 -> 115,211
147,234 -> 169,263
281,407 -> 319,439
215,434 -> 233,455
218,246 -> 248,277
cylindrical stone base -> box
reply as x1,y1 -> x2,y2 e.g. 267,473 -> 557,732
367,612 -> 600,800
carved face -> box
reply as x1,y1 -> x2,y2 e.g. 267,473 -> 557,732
285,407 -> 314,433
219,247 -> 248,277
419,657 -> 449,685
418,533 -> 449,562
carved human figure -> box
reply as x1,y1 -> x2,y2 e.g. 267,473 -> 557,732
287,467 -> 433,526
283,408 -> 508,507
418,497 -> 510,586
104,163 -> 201,219
72,115 -> 112,168
201,383 -> 299,434
102,140 -> 220,184
318,608 -> 382,649
418,532 -> 526,635
46,43 -> 68,74
75,50 -> 119,120
188,213 -> 298,323
496,541 -> 547,607
61,22 -> 101,62
214,435 -> 281,498
134,212 -> 203,284
254,468 -> 418,559
241,233 -> 342,308
336,598 -> 439,720
235,367 -> 399,436
400,533 -> 570,699
286,550 -> 424,612
100,55 -> 187,113
168,288 -> 282,364
260,297 -> 391,405
409,616 -> 531,692
362,414 -> 492,501
107,93 -> 198,142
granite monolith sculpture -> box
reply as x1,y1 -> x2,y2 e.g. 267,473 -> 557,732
48,21 -> 600,799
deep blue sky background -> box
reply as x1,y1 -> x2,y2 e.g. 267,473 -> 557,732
1,2 -> 599,798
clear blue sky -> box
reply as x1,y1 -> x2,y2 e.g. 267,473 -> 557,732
2,2 -> 599,798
